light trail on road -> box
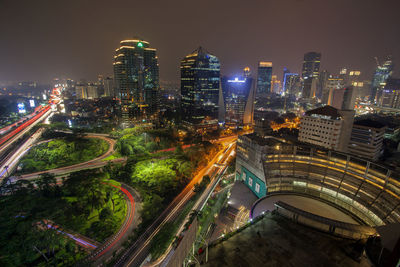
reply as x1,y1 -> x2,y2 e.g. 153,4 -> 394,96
115,136 -> 237,267
91,183 -> 136,260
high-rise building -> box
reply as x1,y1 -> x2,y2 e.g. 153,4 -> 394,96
87,84 -> 99,99
221,76 -> 254,126
103,77 -> 114,97
180,47 -> 220,130
323,75 -> 345,105
243,67 -> 251,78
113,39 -> 159,123
331,86 -> 356,110
339,67 -> 348,85
381,79 -> 400,109
298,105 -> 354,152
283,72 -> 301,97
370,56 -> 393,103
75,84 -> 87,99
348,119 -> 386,161
348,70 -> 361,86
317,70 -> 329,100
301,52 -> 321,99
270,75 -> 281,94
256,61 -> 273,94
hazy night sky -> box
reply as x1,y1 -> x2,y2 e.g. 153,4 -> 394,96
0,0 -> 399,84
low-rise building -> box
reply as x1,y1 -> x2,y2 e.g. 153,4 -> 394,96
348,119 -> 386,161
298,105 -> 354,152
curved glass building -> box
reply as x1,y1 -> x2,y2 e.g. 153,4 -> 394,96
236,133 -> 400,226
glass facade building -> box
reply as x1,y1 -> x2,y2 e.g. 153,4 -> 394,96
256,62 -> 273,94
283,72 -> 300,97
180,47 -> 220,126
370,56 -> 393,104
113,39 -> 159,123
301,52 -> 321,99
221,76 -> 254,126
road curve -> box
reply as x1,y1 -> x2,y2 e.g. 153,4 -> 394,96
19,134 -> 117,180
85,183 -> 141,265
114,138 -> 237,267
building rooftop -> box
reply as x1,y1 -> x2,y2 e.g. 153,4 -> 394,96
354,119 -> 386,129
305,105 -> 342,120
202,213 -> 370,267
241,133 -> 283,147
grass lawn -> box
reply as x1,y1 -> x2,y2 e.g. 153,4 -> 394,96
102,151 -> 123,161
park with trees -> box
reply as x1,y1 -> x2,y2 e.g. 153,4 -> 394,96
17,136 -> 109,174
103,126 -> 222,262
1,125 -> 223,266
0,170 -> 126,266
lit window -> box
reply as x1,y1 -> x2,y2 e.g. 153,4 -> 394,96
255,183 -> 260,193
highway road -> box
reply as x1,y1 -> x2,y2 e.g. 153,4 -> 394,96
152,142 -> 236,267
19,134 -> 117,180
0,128 -> 46,180
114,136 -> 237,267
0,105 -> 51,155
87,183 -> 141,265
0,106 -> 45,136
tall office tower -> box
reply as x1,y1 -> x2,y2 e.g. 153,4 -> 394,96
256,61 -> 273,94
221,76 -> 254,126
381,79 -> 400,109
301,52 -> 321,98
317,70 -> 329,100
348,120 -> 386,161
323,75 -> 345,105
180,47 -> 220,130
370,56 -> 393,104
298,105 -> 354,152
339,67 -> 348,85
283,72 -> 301,97
113,39 -> 159,123
243,67 -> 251,78
87,84 -> 99,99
348,70 -> 361,86
75,84 -> 87,99
331,86 -> 356,110
104,77 -> 114,97
283,67 -> 290,79
271,75 -> 281,94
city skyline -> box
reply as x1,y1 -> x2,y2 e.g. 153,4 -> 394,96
1,0 -> 400,83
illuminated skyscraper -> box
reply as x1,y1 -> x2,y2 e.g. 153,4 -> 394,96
317,70 -> 329,100
103,77 -> 114,97
370,56 -> 393,104
271,75 -> 281,94
283,72 -> 301,97
323,75 -> 344,105
113,39 -> 159,123
256,61 -> 272,94
301,52 -> 321,98
180,47 -> 220,129
243,67 -> 251,78
221,76 -> 254,126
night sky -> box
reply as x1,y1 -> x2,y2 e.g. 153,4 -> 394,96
1,0 -> 399,84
